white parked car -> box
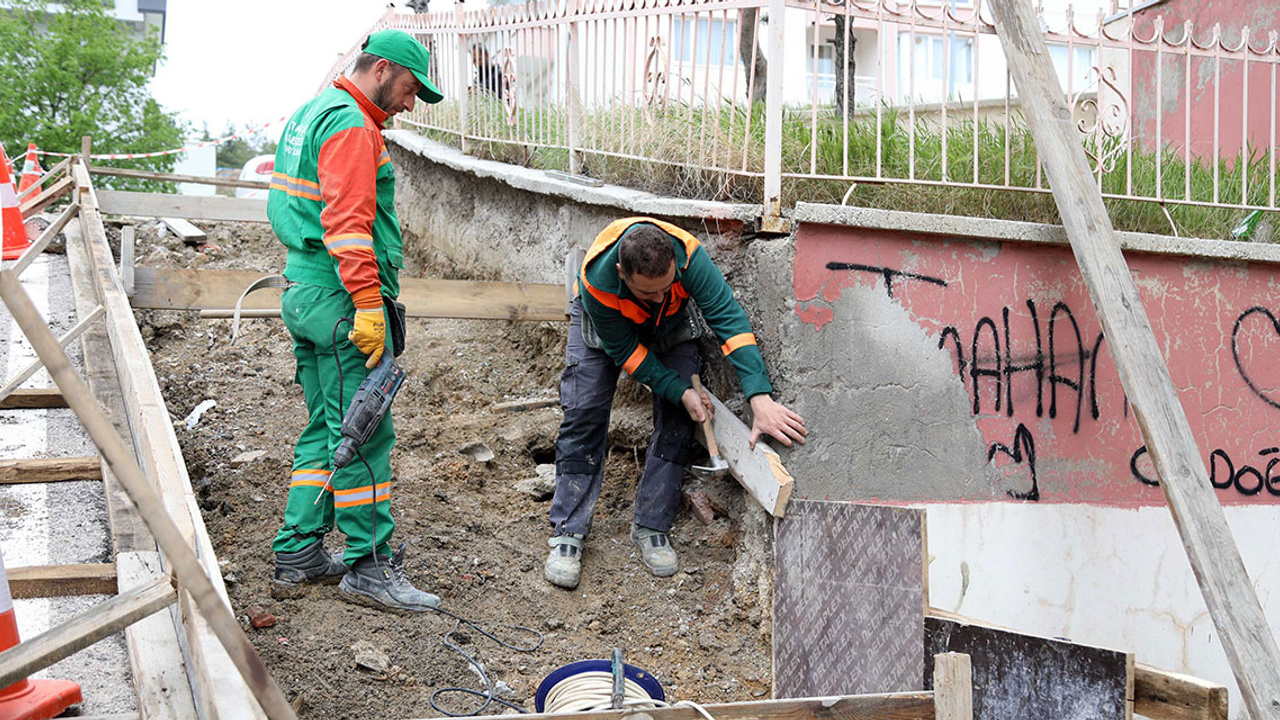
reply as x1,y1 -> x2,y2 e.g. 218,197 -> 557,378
235,154 -> 274,199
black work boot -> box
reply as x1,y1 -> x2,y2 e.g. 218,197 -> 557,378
271,541 -> 347,599
339,543 -> 441,614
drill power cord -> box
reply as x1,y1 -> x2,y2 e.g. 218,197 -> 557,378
324,319 -> 546,715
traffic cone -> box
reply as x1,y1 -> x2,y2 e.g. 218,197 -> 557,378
0,546 -> 82,719
1,142 -> 32,261
16,144 -> 42,196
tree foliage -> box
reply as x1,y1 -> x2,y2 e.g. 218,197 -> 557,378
0,0 -> 185,175
213,124 -> 277,171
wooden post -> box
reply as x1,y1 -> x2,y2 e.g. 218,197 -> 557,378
933,653 -> 973,720
119,225 -> 135,298
81,136 -> 91,169
987,1 -> 1280,717
0,268 -> 297,720
762,0 -> 786,221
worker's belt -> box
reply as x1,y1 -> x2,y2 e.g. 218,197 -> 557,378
580,301 -> 705,355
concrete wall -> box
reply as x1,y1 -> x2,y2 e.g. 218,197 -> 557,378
386,132 -> 1280,718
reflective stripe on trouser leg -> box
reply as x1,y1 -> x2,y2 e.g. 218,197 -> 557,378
634,340 -> 700,533
272,283 -> 396,561
549,300 -> 619,536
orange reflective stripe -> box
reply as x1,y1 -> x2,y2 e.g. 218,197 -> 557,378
290,479 -> 329,489
270,172 -> 323,201
622,343 -> 649,374
720,333 -> 757,355
333,481 -> 392,508
290,468 -> 330,489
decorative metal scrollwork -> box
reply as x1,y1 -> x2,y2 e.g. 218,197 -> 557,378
1071,64 -> 1131,175
501,50 -> 519,126
643,35 -> 668,122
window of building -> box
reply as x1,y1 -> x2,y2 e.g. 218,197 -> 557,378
672,17 -> 738,66
1047,44 -> 1098,93
896,32 -> 974,98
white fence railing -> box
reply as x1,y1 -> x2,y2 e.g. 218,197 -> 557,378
326,0 -> 1280,222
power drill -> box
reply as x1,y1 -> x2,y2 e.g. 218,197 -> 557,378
333,353 -> 407,470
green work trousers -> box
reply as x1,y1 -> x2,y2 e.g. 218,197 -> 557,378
272,282 -> 396,563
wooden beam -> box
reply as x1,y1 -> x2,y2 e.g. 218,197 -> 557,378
409,694 -> 938,720
8,563 -> 117,598
704,389 -> 794,517
7,201 -> 79,277
64,212 -> 153,553
1135,663 -> 1229,720
20,176 -> 74,219
89,166 -> 269,190
161,218 -> 206,245
65,162 -> 277,719
933,653 -> 973,720
0,456 -> 102,484
0,388 -> 66,409
0,576 -> 175,691
132,267 -> 568,322
16,157 -> 72,202
0,303 -> 105,403
96,190 -> 267,223
118,551 -> 197,719
988,1 -> 1280,716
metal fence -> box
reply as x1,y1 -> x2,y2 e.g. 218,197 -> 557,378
326,0 -> 1280,221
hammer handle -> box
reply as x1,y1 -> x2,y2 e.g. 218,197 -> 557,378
691,374 -> 720,457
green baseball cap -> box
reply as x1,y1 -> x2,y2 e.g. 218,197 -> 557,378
362,29 -> 445,104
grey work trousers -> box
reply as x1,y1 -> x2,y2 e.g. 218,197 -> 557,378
548,299 -> 700,536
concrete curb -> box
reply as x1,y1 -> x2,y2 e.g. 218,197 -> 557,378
384,130 -> 763,224
794,203 -> 1280,265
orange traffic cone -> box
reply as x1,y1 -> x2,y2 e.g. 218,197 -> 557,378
16,144 -> 42,196
1,142 -> 32,261
0,546 -> 82,719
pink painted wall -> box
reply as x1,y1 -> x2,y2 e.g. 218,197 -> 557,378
793,222 -> 1280,506
1128,1 -> 1280,173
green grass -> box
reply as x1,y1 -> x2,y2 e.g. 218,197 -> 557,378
403,99 -> 1278,241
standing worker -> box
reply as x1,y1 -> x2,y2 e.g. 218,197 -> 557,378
545,218 -> 808,589
267,30 -> 444,613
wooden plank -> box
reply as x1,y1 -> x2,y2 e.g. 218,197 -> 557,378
20,176 -> 74,219
0,388 -> 66,409
0,577 -> 175,691
0,303 -> 105,403
491,397 -> 559,412
8,200 -> 79,277
706,390 -> 793,516
1134,663 -> 1229,720
933,653 -> 973,720
0,456 -> 102,484
924,613 -> 1133,720
96,190 -> 267,223
69,161 -> 275,719
89,165 -> 269,190
161,217 -> 206,245
411,694 -> 939,720
8,563 -> 116,598
16,157 -> 72,202
774,500 -> 925,698
118,551 -> 197,719
131,266 -> 568,322
64,213 -> 152,553
988,1 -> 1280,716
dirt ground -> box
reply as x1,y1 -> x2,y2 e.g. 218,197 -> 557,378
124,219 -> 774,719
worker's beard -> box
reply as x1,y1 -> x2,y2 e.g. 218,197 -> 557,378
370,73 -> 402,115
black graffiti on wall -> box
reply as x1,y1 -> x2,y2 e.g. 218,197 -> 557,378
987,423 -> 1040,501
1131,445 -> 1280,496
825,262 -> 947,299
1232,307 -> 1280,411
937,300 -> 1116,434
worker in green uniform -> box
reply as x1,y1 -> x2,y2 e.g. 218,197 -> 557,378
267,30 -> 445,613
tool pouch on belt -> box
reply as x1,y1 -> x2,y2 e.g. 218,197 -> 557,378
384,297 -> 407,357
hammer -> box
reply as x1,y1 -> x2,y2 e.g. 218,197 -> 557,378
690,374 -> 729,476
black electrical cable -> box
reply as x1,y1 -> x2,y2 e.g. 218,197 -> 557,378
330,320 -> 546,715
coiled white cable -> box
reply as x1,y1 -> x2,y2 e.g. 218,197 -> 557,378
542,672 -> 719,720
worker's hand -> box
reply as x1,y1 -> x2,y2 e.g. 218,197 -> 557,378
748,395 -> 807,449
681,387 -> 712,424
348,308 -> 386,369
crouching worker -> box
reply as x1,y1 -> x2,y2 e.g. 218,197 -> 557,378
545,218 -> 807,589
267,30 -> 446,613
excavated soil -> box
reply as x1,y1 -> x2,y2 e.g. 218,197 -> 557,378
127,219 -> 773,719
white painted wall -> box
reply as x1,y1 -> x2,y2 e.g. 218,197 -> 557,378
926,503 -> 1280,719
173,143 -> 216,196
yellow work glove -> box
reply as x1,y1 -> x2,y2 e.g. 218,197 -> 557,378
348,308 -> 386,369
